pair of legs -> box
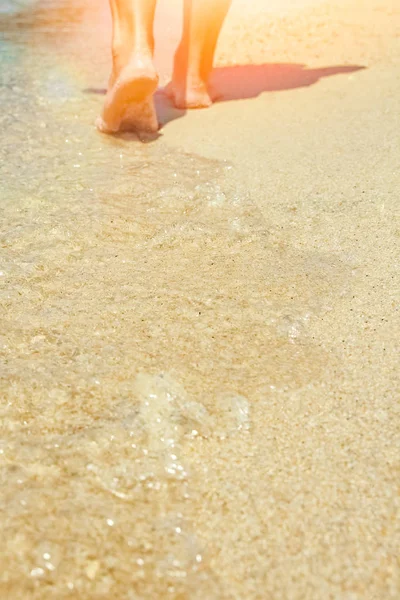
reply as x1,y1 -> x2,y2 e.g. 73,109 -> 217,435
97,0 -> 231,134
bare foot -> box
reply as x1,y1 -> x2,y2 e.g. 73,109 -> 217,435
97,53 -> 159,134
96,94 -> 159,135
164,78 -> 212,109
121,95 -> 159,133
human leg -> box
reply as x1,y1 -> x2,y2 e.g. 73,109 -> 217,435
97,0 -> 159,133
166,0 -> 231,109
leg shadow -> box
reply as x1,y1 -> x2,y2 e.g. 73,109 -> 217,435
210,63 -> 366,101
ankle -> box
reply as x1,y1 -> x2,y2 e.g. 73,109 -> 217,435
112,37 -> 131,72
112,43 -> 155,81
172,60 -> 204,89
173,40 -> 215,86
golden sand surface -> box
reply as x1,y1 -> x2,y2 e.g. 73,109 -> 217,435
0,0 -> 399,598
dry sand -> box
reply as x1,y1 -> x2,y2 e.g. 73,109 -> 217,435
0,0 -> 399,598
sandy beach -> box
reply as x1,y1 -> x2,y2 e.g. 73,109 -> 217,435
0,0 -> 399,598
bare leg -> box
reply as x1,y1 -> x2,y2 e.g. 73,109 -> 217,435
166,0 -> 231,109
97,0 -> 159,134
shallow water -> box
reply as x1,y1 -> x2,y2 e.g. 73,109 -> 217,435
1,0 -> 400,598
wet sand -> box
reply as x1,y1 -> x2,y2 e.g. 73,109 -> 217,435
1,0 -> 399,598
